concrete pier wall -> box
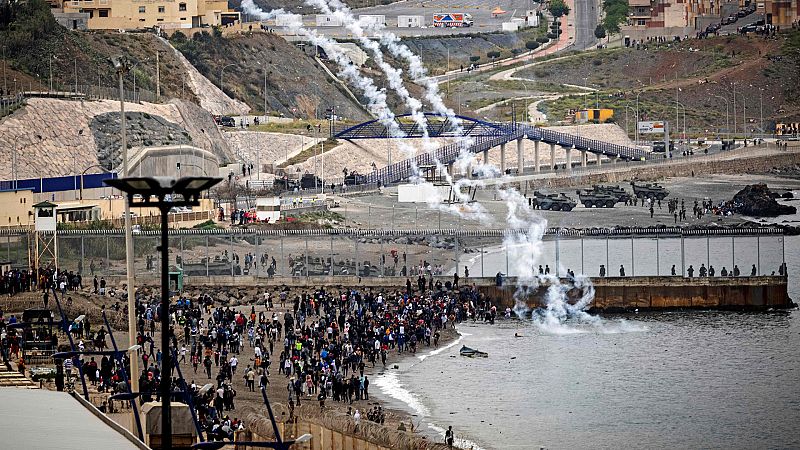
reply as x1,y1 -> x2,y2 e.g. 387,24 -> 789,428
479,276 -> 793,311
119,274 -> 793,311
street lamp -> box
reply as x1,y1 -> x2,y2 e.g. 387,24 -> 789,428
708,91 -> 729,139
635,91 -> 643,145
110,54 -> 140,403
104,175 -> 221,450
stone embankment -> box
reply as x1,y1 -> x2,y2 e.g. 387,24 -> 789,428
0,98 -> 234,179
222,131 -> 320,167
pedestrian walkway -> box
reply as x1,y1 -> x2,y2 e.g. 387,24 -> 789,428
0,363 -> 37,388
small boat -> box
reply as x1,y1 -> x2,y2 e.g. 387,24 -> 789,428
459,345 -> 488,358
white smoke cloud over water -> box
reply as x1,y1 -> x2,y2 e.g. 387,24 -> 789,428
239,0 -> 620,333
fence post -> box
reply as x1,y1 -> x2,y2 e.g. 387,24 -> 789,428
656,235 -> 659,276
681,233 -> 685,277
80,235 -> 85,276
481,245 -> 485,278
230,234 -> 235,277
630,234 -> 635,277
105,235 -> 110,276
757,235 -> 760,275
555,234 -> 560,277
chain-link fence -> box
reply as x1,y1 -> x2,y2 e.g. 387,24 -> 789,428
0,229 -> 778,281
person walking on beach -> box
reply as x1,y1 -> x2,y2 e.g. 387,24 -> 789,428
445,426 -> 455,447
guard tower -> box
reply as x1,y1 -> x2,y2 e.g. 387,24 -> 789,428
33,200 -> 58,272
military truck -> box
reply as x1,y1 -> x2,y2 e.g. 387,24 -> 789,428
576,190 -> 617,208
591,185 -> 632,203
530,191 -> 576,211
630,181 -> 669,200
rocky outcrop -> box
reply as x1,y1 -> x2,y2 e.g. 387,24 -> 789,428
732,183 -> 797,217
90,112 -> 191,169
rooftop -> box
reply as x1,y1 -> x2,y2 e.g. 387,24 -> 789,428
0,388 -> 143,450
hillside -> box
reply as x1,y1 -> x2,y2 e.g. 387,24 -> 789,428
169,30 -> 369,121
530,32 -> 800,134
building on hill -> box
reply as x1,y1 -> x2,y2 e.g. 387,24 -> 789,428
47,0 -> 240,30
761,0 -> 799,26
0,189 -> 34,227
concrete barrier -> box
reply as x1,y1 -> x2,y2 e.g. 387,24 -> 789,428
478,275 -> 793,311
117,274 -> 794,312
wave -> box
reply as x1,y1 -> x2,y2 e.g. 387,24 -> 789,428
427,422 -> 488,450
372,371 -> 430,416
417,331 -> 469,362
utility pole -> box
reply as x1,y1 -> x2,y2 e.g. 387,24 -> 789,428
49,54 -> 54,92
732,82 -> 737,136
263,71 -> 267,119
155,50 -> 160,102
111,55 -> 139,406
3,45 -> 7,95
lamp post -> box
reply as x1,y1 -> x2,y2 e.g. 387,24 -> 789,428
104,176 -> 222,450
758,87 -> 764,134
708,92 -> 729,138
731,82 -> 737,136
3,45 -> 7,95
110,55 -> 139,405
635,91 -> 643,145
49,54 -> 56,92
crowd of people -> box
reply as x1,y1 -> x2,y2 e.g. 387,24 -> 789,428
38,278 -> 490,443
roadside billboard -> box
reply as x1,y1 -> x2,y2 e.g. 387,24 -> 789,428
638,121 -> 666,134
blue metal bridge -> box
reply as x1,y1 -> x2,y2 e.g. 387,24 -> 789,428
333,113 -> 654,185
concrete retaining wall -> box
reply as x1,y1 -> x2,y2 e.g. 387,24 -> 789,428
479,275 -> 793,311
119,274 -> 793,311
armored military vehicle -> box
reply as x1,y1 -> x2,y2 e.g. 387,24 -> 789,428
591,185 -> 632,203
576,190 -> 617,208
531,191 -> 576,211
630,181 -> 669,200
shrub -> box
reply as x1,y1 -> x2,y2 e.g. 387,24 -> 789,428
526,40 -> 541,50
536,36 -> 550,43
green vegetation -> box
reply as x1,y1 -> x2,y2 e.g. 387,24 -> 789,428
526,41 -> 541,50
602,0 -> 630,35
279,138 -> 339,168
595,24 -> 607,39
191,220 -> 221,230
58,220 -> 116,230
548,0 -> 571,17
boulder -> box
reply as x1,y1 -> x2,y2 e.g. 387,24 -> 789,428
731,184 -> 797,217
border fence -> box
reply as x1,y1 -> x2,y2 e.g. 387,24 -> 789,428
0,228 -> 787,281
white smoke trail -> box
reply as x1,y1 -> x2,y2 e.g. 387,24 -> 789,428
240,0 -> 423,176
315,0 -> 486,215
240,0 -> 600,329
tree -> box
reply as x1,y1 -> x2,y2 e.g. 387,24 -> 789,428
525,40 -> 541,50
548,0 -> 570,17
487,50 -> 501,59
601,0 -> 630,35
594,24 -> 606,39
469,55 -> 480,63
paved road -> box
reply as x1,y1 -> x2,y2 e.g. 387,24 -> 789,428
572,0 -> 598,50
294,0 -> 536,37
